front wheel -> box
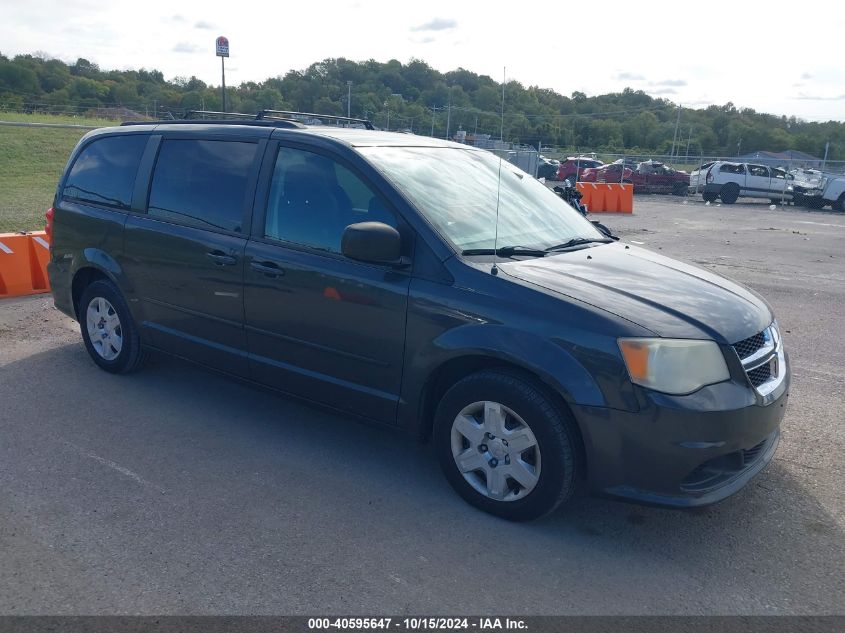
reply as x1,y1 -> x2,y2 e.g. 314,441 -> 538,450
720,183 -> 740,204
434,370 -> 579,521
79,279 -> 146,374
832,194 -> 845,212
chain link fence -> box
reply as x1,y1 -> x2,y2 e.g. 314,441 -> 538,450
2,110 -> 843,232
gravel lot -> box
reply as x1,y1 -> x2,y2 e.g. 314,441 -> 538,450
0,195 -> 843,615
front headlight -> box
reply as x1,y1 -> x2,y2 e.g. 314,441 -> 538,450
618,338 -> 730,395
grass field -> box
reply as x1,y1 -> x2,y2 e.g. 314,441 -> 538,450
0,113 -> 118,233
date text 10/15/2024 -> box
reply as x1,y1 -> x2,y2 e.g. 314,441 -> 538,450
308,618 -> 527,630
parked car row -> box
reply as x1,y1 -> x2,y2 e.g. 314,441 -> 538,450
576,159 -> 689,196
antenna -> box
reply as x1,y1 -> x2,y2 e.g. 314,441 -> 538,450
492,66 -> 506,275
491,154 -> 503,276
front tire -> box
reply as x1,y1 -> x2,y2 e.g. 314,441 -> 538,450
720,183 -> 740,204
434,370 -> 579,521
79,279 -> 146,374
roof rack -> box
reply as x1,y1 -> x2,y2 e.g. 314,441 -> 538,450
121,109 -> 375,130
258,110 -> 375,130
121,110 -> 303,129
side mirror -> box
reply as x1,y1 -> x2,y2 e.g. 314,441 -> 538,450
341,222 -> 404,265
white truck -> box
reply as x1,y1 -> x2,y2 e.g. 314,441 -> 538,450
790,173 -> 845,211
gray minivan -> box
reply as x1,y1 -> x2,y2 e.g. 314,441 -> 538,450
47,112 -> 789,521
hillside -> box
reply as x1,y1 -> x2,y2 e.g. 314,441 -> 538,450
1,53 -> 843,159
0,116 -> 114,232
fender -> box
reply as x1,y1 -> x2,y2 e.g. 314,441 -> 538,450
69,248 -> 145,324
397,323 -> 609,434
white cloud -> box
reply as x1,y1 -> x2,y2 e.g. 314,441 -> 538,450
411,17 -> 457,32
173,42 -> 201,54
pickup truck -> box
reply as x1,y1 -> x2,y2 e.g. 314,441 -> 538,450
791,173 -> 845,211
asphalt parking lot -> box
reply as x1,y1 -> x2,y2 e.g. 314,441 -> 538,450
1,195 -> 843,615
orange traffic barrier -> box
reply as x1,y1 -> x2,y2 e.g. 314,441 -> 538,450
0,231 -> 51,298
576,183 -> 633,214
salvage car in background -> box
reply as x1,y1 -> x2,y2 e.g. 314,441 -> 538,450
632,160 -> 689,195
557,157 -> 603,183
537,155 -> 560,180
790,172 -> 845,211
579,162 -> 633,184
689,161 -> 792,204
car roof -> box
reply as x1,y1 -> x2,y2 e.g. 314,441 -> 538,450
288,126 -> 474,149
102,120 -> 479,150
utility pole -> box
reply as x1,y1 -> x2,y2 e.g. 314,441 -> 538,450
670,103 -> 681,159
500,67 -> 506,142
446,86 -> 452,140
346,81 -> 352,118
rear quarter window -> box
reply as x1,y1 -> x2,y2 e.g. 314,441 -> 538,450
720,163 -> 746,174
63,135 -> 147,209
147,139 -> 257,233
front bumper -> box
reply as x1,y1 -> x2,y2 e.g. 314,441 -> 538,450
572,360 -> 790,508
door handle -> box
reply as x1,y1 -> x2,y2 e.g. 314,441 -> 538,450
250,261 -> 285,278
206,251 -> 237,266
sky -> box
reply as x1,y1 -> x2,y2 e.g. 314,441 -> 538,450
2,0 -> 844,122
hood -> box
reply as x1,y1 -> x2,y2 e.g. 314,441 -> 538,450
501,243 -> 771,343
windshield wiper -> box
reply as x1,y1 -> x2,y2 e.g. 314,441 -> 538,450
461,245 -> 548,258
545,237 -> 614,252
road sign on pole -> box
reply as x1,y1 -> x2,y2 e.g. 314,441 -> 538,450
216,36 -> 229,112
216,36 -> 229,58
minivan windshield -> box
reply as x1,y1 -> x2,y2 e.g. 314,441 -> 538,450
358,146 -> 604,252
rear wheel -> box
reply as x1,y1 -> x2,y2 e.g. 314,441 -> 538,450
673,182 -> 688,196
434,370 -> 579,521
79,279 -> 146,374
720,183 -> 740,204
806,196 -> 825,210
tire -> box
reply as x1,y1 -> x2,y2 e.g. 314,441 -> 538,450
79,279 -> 146,374
434,370 -> 579,521
806,196 -> 825,210
770,198 -> 783,206
702,192 -> 718,203
720,183 -> 740,204
832,194 -> 845,212
672,182 -> 688,196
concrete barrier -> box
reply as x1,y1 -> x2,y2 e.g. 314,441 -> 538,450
577,182 -> 633,214
0,231 -> 51,298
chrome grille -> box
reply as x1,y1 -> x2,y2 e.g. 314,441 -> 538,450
747,363 -> 772,387
733,331 -> 767,360
732,323 -> 785,397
